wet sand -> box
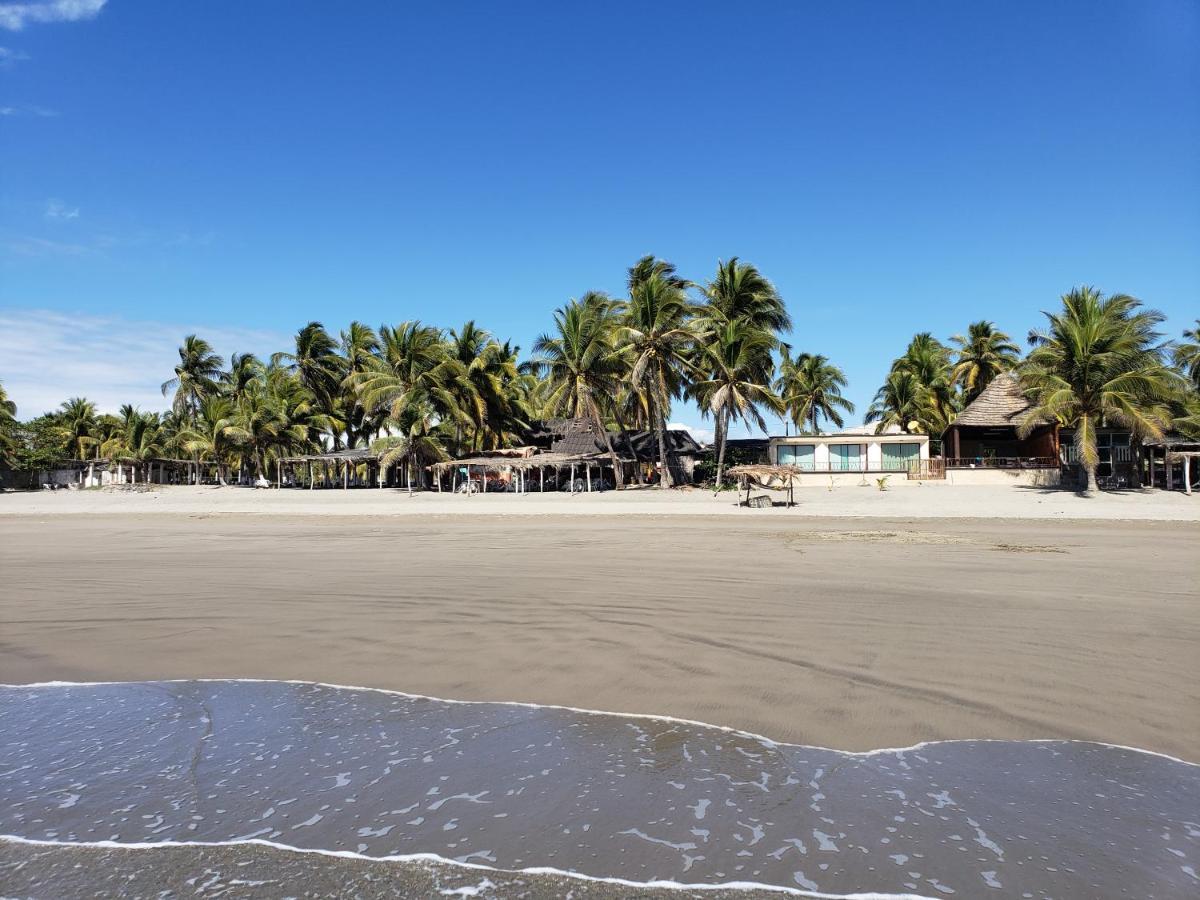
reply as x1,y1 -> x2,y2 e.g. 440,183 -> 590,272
1,514 -> 1197,759
3,681 -> 1196,898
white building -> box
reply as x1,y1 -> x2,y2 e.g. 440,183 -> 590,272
768,424 -> 931,486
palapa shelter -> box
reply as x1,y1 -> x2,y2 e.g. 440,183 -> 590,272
1142,436 -> 1200,493
431,418 -> 705,494
276,448 -> 387,489
430,448 -> 613,494
941,373 -> 1059,469
725,464 -> 801,507
29,457 -> 196,489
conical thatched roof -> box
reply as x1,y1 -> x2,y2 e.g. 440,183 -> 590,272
952,372 -> 1034,427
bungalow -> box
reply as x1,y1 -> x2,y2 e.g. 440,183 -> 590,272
942,373 -> 1145,488
768,424 -> 931,485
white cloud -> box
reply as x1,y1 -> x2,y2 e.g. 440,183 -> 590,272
44,198 -> 80,220
0,309 -> 291,417
0,0 -> 106,31
0,103 -> 57,117
3,235 -> 92,257
668,422 -> 715,446
0,46 -> 30,64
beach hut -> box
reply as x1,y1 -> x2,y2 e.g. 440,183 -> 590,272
276,448 -> 385,489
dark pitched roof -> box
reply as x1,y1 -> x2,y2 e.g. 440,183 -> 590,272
950,373 -> 1036,428
546,421 -> 703,460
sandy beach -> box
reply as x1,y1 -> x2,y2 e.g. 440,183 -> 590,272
1,499 -> 1196,760
2,481 -> 1199,519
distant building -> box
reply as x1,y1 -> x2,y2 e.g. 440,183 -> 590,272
768,423 -> 931,485
941,373 -> 1141,488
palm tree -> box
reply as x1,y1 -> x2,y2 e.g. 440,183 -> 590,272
227,390 -> 285,480
449,322 -> 532,451
865,370 -> 926,434
178,396 -> 240,484
531,293 -> 628,487
951,321 -> 1020,402
270,372 -> 337,457
619,273 -> 697,487
55,397 -> 100,459
161,335 -> 223,422
471,339 -> 534,451
871,333 -> 956,435
0,379 -> 15,421
338,322 -> 381,448
689,321 -> 783,489
627,254 -> 691,294
699,258 -> 790,336
273,322 -> 344,446
0,380 -> 18,465
354,322 -> 474,444
221,352 -> 265,405
99,408 -> 165,480
1019,286 -> 1181,493
1172,319 -> 1200,390
373,396 -> 448,492
776,351 -> 855,435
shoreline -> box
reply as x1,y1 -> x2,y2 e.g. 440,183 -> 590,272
9,676 -> 1199,767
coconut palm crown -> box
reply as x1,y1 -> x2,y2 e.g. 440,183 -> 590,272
951,320 -> 1020,402
776,351 -> 855,435
1018,286 -> 1182,492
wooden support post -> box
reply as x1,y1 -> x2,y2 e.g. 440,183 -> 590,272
539,467 -> 544,492
1184,455 -> 1192,495
570,463 -> 576,492
586,463 -> 592,492
1167,453 -> 1174,490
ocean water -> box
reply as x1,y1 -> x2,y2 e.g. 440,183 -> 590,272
1,680 -> 1196,898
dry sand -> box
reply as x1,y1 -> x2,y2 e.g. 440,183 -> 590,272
2,480 -> 1198,519
1,510 -> 1196,760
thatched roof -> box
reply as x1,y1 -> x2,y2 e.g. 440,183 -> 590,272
551,425 -> 703,459
951,373 -> 1036,428
431,451 -> 610,471
1144,435 -> 1200,449
726,463 -> 806,491
278,448 -> 379,463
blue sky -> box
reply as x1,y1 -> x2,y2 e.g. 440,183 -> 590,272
1,1 -> 1197,437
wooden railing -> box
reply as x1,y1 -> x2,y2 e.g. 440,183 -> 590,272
944,456 -> 1058,469
906,459 -> 946,480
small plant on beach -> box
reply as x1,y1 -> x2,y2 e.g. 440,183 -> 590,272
876,476 -> 890,491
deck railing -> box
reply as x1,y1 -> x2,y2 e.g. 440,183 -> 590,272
944,456 -> 1058,469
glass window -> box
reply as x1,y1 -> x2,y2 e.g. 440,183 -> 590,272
830,443 -> 862,471
777,444 -> 815,470
881,442 -> 920,471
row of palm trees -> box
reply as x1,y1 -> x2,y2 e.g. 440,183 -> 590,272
1,269 -> 1198,493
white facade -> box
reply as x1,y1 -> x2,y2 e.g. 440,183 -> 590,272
768,425 -> 930,475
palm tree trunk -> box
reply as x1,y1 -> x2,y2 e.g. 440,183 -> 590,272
612,407 -> 643,485
714,408 -> 728,494
655,401 -> 671,489
592,407 -> 624,489
1085,464 -> 1099,494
